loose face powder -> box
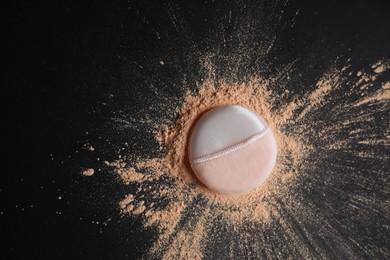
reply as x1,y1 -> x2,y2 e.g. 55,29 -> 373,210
82,59 -> 389,259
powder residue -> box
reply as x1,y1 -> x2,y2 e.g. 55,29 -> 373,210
162,214 -> 206,260
94,59 -> 389,258
118,167 -> 144,184
371,60 -> 388,74
353,82 -> 390,107
81,168 -> 94,176
133,201 -> 146,215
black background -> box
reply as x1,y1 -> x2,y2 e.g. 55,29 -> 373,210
3,0 -> 389,259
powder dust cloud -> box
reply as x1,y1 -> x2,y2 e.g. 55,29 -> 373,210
78,2 -> 389,259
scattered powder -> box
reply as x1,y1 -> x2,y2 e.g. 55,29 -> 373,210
118,167 -> 144,184
84,144 -> 95,151
106,75 -> 309,258
120,194 -> 135,213
353,85 -> 390,107
133,201 -> 146,215
90,59 -> 389,258
161,213 -> 206,260
371,60 -> 388,74
81,168 -> 94,176
296,73 -> 337,120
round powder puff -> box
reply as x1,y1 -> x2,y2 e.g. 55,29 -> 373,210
189,105 -> 277,194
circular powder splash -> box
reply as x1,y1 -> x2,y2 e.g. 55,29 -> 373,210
101,60 -> 389,259
114,77 -> 310,258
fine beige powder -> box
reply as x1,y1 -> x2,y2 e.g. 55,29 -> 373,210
85,60 -> 389,259
115,77 -> 309,258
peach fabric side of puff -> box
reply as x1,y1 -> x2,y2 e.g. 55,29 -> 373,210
190,131 -> 277,194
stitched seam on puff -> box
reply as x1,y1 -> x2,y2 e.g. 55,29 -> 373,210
191,127 -> 270,164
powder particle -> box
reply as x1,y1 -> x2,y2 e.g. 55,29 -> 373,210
383,82 -> 390,89
374,65 -> 385,73
81,168 -> 94,176
133,201 -> 146,215
371,61 -> 388,74
103,161 -> 111,166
